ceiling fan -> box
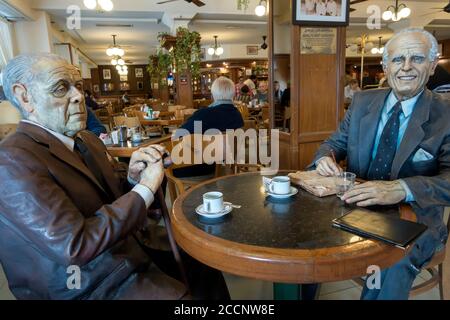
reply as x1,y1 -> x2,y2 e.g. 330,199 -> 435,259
349,0 -> 369,13
420,1 -> 450,17
156,0 -> 205,6
429,1 -> 450,13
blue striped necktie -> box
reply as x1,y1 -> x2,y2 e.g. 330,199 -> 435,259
367,101 -> 403,181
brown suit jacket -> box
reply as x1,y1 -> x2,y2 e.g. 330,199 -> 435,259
0,122 -> 184,299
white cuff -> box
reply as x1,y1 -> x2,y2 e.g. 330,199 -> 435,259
399,179 -> 415,203
132,184 -> 154,208
128,175 -> 139,186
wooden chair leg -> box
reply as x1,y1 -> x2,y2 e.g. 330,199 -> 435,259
440,250 -> 450,300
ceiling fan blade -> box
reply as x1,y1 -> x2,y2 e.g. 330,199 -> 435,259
350,0 -> 368,5
419,10 -> 443,17
157,0 -> 179,4
190,0 -> 206,6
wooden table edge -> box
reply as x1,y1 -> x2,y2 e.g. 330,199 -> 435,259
171,171 -> 414,283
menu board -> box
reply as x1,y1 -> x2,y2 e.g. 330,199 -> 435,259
300,28 -> 337,55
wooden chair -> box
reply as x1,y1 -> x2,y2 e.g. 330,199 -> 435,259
0,124 -> 18,141
163,134 -> 227,205
352,206 -> 450,300
409,207 -> 450,299
113,116 -> 140,128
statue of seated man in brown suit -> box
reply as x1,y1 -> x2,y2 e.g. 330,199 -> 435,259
0,53 -> 229,300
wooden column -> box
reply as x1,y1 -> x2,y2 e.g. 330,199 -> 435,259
175,72 -> 194,107
290,26 -> 346,170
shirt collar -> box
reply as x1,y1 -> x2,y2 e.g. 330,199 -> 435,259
209,99 -> 234,108
386,89 -> 424,118
21,120 -> 75,151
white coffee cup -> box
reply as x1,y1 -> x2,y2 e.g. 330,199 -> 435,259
203,192 -> 224,213
268,176 -> 291,195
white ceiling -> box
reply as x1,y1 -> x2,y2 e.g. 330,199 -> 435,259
15,0 -> 450,64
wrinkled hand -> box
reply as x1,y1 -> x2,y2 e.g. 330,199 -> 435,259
316,156 -> 343,177
129,145 -> 167,193
342,180 -> 407,207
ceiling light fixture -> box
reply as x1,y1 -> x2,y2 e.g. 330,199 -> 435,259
207,35 -> 224,57
106,35 -> 125,57
382,0 -> 411,22
371,36 -> 385,54
116,65 -> 128,76
255,0 -> 267,17
84,0 -> 114,11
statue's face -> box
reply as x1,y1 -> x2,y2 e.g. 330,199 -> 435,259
384,32 -> 437,100
28,59 -> 86,137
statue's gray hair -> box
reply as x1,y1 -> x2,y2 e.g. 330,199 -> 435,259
211,76 -> 235,101
382,28 -> 439,67
1,53 -> 67,117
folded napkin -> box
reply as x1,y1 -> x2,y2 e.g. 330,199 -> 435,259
288,170 -> 336,197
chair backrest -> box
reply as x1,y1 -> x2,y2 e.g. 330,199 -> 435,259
0,123 -> 18,141
261,106 -> 270,121
237,104 -> 250,120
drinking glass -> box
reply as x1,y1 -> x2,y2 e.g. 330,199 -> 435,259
335,172 -> 356,199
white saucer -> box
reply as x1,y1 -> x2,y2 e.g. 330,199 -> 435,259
195,203 -> 233,219
266,186 -> 299,199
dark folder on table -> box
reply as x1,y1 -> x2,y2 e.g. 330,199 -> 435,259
332,208 -> 427,249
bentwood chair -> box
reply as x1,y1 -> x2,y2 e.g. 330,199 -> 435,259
353,206 -> 450,300
163,134 -> 228,205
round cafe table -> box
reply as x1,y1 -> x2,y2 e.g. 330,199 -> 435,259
171,172 -> 414,289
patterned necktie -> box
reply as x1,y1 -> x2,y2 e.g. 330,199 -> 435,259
367,101 -> 403,181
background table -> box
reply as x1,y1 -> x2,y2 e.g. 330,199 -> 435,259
172,172 -> 412,286
106,135 -> 171,158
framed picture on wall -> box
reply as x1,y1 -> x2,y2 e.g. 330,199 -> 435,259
103,69 -> 111,80
135,68 -> 144,78
137,81 -> 144,90
120,82 -> 130,91
93,84 -> 100,93
120,75 -> 128,82
293,0 -> 349,26
247,46 -> 259,55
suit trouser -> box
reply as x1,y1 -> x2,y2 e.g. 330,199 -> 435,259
361,230 -> 441,300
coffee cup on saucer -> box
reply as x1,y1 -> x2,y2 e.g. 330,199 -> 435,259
268,176 -> 291,195
203,192 -> 224,213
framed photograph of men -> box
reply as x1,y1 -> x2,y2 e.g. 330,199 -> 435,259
102,68 -> 111,80
293,0 -> 350,26
135,67 -> 144,78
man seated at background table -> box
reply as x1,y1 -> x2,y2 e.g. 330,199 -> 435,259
311,28 -> 450,300
0,53 -> 229,300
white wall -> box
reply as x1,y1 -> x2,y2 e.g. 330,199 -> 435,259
14,11 -> 53,55
274,24 -> 291,55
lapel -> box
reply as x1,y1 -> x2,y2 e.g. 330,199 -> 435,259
358,89 -> 390,177
17,122 -> 108,195
391,89 -> 431,179
77,131 -> 123,199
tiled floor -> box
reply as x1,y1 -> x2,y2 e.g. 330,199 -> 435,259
0,264 -> 440,300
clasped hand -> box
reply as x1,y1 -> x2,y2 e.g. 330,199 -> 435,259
316,156 -> 406,206
128,145 -> 168,193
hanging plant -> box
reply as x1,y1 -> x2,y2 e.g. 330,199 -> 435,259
173,27 -> 201,78
237,0 -> 250,11
147,48 -> 172,88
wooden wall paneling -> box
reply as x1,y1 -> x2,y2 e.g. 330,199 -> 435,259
175,72 -> 194,107
278,131 -> 291,170
98,64 -> 151,96
293,26 -> 346,170
290,26 -> 301,170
